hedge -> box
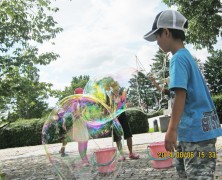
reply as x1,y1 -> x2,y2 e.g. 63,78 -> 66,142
0,118 -> 46,149
0,110 -> 163,149
126,110 -> 163,134
212,94 -> 222,124
0,93 -> 221,149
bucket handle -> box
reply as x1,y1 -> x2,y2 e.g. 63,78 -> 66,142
92,150 -> 117,167
146,146 -> 172,161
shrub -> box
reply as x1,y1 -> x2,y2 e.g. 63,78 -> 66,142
0,118 -> 46,149
126,110 -> 163,134
212,94 -> 222,124
0,109 -> 165,149
126,110 -> 147,134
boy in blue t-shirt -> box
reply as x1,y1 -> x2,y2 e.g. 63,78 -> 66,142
144,10 -> 222,179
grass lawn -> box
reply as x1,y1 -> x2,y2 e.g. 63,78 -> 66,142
148,127 -> 160,133
148,128 -> 154,133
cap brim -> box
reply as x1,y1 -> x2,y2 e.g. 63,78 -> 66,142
143,29 -> 158,42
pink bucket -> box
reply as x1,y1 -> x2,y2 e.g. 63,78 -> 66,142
147,141 -> 173,169
94,147 -> 117,173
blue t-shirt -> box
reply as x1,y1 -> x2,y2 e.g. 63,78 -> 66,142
169,48 -> 222,142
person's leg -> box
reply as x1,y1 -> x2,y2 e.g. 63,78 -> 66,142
113,124 -> 125,161
181,139 -> 216,180
126,137 -> 133,154
175,141 -> 187,178
116,140 -> 124,156
116,140 -> 126,161
127,136 -> 139,159
60,139 -> 68,157
118,112 -> 139,159
78,141 -> 89,163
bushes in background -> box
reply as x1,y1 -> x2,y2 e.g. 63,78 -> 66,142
5,94 -> 222,149
1,94 -> 220,149
0,118 -> 45,149
212,94 -> 222,124
126,94 -> 222,135
126,110 -> 163,134
0,110 -> 164,149
126,110 -> 148,134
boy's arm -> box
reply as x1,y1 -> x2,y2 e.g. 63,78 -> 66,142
149,76 -> 170,97
165,88 -> 186,151
149,76 -> 162,92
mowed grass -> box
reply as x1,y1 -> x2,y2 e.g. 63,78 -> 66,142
148,127 -> 160,133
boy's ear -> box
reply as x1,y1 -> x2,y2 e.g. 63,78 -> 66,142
163,28 -> 171,38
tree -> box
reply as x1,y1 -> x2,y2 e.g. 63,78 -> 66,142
163,0 -> 222,50
150,50 -> 169,81
193,57 -> 204,75
127,72 -> 157,113
0,0 -> 63,121
204,50 -> 222,95
59,75 -> 90,100
149,50 -> 170,107
127,51 -> 170,113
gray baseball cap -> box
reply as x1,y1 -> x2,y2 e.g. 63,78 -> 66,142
144,10 -> 187,42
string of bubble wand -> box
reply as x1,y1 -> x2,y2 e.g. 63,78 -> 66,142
135,54 -> 168,112
135,55 -> 146,111
157,53 -> 168,110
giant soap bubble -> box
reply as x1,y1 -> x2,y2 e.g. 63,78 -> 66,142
42,67 -> 165,179
42,76 -> 129,179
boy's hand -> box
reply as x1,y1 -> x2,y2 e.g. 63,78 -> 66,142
165,129 -> 177,152
148,75 -> 155,82
165,88 -> 186,152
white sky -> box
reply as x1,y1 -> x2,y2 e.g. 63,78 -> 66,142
37,0 -> 213,106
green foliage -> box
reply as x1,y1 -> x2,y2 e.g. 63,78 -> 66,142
127,72 -> 157,113
163,0 -> 222,50
212,94 -> 222,124
204,50 -> 222,95
147,110 -> 164,119
127,51 -> 170,112
148,127 -> 154,133
126,110 -> 148,134
0,118 -> 46,149
193,57 -> 204,75
59,75 -> 90,100
149,50 -> 170,108
126,110 -> 163,134
0,0 -> 63,121
0,109 -> 164,148
150,50 -> 169,80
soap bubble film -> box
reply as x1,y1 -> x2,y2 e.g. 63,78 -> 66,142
42,68 -> 164,179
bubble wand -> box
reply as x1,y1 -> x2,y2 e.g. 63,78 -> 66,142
135,54 -> 169,112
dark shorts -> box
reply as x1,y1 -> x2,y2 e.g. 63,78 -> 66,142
59,128 -> 66,140
113,112 -> 132,142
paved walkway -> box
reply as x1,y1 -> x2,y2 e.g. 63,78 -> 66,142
0,132 -> 222,180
